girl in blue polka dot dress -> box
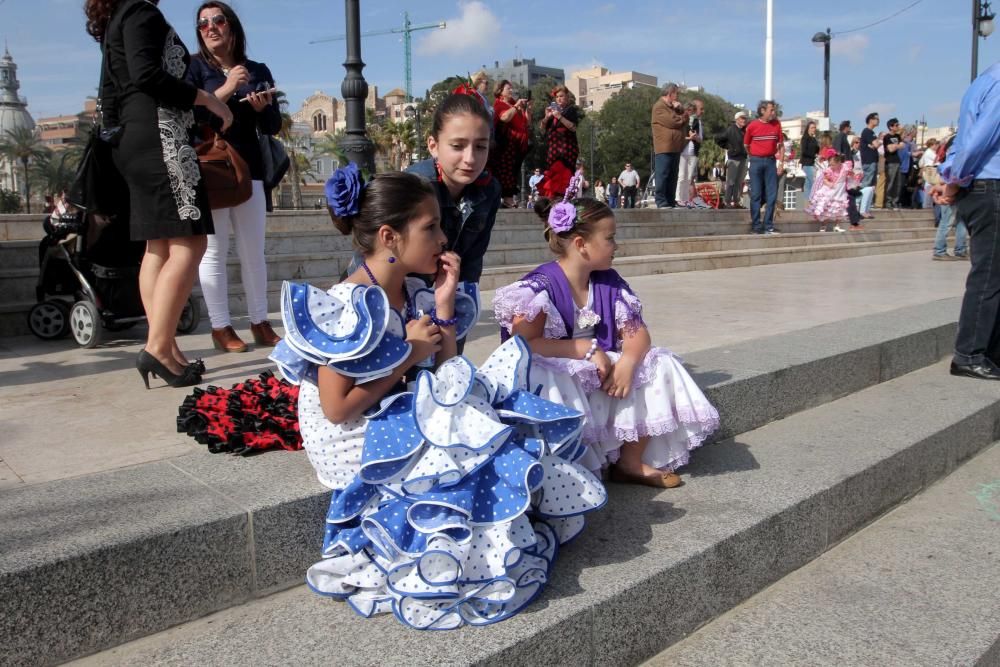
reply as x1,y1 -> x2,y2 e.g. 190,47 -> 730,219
269,167 -> 607,629
494,194 -> 720,489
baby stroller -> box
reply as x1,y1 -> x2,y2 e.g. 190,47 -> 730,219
27,208 -> 200,348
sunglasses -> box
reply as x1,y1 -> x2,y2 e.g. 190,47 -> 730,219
197,14 -> 227,31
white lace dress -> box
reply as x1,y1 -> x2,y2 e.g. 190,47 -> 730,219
494,280 -> 720,472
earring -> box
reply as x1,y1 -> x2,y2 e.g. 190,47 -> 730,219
387,256 -> 396,264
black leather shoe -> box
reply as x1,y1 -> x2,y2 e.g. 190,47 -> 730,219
950,360 -> 1000,380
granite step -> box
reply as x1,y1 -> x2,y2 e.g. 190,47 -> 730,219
0,232 -> 942,338
648,441 -> 1000,667
0,208 -> 936,242
0,299 -> 962,666
63,357 -> 1000,667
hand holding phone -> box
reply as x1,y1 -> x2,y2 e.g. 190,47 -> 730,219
240,87 -> 277,103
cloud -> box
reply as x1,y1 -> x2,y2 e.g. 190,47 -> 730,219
860,102 -> 897,119
595,3 -> 617,13
416,2 -> 499,56
906,44 -> 924,64
830,34 -> 869,65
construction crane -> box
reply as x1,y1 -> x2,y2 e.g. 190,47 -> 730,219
311,12 -> 446,102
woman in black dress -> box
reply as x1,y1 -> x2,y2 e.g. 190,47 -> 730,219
538,85 -> 580,199
85,0 -> 232,388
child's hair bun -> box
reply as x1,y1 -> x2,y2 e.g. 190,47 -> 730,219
328,210 -> 353,236
533,196 -> 553,225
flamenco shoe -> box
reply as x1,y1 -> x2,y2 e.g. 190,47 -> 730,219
212,325 -> 249,353
250,320 -> 281,347
136,350 -> 202,389
186,358 -> 207,375
608,465 -> 684,489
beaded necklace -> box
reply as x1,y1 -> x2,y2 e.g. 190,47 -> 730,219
361,262 -> 413,321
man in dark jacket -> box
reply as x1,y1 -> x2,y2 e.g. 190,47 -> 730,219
717,111 -> 748,207
833,120 -> 853,159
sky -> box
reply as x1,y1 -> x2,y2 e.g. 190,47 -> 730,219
2,0 -> 999,129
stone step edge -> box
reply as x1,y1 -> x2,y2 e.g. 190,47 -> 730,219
0,298 -> 962,665
62,358 -> 1000,667
649,441 -> 1000,667
0,238 -> 937,287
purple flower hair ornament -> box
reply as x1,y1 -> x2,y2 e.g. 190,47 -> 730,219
548,201 -> 577,233
325,162 -> 365,218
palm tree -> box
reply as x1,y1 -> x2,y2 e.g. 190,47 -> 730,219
0,127 -> 49,213
273,90 -> 309,208
312,130 -> 347,166
30,147 -> 82,200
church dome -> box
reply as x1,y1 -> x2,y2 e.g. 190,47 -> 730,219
0,47 -> 35,137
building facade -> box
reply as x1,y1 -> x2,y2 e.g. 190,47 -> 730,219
566,67 -> 658,112
483,58 -> 564,90
0,47 -> 35,196
37,98 -> 97,151
292,91 -> 344,136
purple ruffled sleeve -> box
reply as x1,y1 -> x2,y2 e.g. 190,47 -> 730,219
614,288 -> 646,336
493,280 -> 568,340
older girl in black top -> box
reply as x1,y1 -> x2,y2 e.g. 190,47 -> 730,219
186,1 -> 283,354
85,0 -> 232,388
800,121 -> 820,203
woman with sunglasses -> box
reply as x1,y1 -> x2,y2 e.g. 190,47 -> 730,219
84,0 -> 233,389
186,1 -> 283,354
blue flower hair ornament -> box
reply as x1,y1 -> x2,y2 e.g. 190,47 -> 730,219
325,162 -> 367,219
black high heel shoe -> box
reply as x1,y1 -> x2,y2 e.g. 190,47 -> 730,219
136,350 -> 202,389
186,358 -> 206,375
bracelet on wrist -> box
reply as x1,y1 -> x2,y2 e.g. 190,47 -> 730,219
429,308 -> 458,328
584,338 -> 598,361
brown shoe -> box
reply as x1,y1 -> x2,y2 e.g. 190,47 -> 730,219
212,325 -> 249,353
250,320 -> 281,347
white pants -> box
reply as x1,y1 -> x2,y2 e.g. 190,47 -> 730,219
198,180 -> 269,329
676,154 -> 699,202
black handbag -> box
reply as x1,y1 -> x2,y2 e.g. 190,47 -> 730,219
258,133 -> 290,191
67,38 -> 126,216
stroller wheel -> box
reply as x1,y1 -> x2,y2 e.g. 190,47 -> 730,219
177,296 -> 202,334
27,301 -> 71,340
70,300 -> 103,349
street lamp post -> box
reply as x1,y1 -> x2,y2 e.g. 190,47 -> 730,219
339,0 -> 375,173
404,103 -> 423,162
811,28 -> 832,119
973,0 -> 996,81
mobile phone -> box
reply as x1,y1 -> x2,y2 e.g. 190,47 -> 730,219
239,87 -> 277,102
524,90 -> 532,101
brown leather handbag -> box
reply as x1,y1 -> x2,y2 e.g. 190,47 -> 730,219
196,132 -> 252,210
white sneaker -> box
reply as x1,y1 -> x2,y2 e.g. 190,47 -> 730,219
834,225 -> 845,232
765,229 -> 781,235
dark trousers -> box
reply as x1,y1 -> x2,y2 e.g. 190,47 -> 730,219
954,180 -> 1000,366
884,163 -> 902,207
654,152 -> 680,207
623,185 -> 638,208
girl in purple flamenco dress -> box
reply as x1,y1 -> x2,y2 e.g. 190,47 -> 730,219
493,180 -> 720,488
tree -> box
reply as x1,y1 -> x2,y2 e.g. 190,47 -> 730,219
0,127 -> 48,213
274,90 -> 306,208
591,86 -> 661,185
0,187 -> 20,214
30,147 -> 82,199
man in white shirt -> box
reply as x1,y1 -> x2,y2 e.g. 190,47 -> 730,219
617,162 -> 641,208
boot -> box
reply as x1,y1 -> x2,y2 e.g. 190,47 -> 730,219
212,325 -> 249,353
250,320 -> 281,347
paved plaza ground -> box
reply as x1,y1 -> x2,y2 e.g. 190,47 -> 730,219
0,250 -> 968,488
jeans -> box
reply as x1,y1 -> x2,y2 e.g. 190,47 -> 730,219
803,165 -> 815,201
748,156 -> 778,232
725,158 -> 747,206
861,162 -> 877,188
676,154 -> 698,203
623,185 -> 638,208
933,204 -> 969,256
608,191 -> 619,209
953,180 -> 1000,366
859,185 -> 876,215
654,152 -> 680,207
884,163 -> 902,207
198,181 -> 269,328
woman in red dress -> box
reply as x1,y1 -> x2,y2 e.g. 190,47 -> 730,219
538,85 -> 580,199
487,80 -> 531,208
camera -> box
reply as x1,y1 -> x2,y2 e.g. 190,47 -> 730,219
523,90 -> 532,101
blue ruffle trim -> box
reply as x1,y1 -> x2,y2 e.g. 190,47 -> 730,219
269,280 -> 478,386
305,336 -> 608,630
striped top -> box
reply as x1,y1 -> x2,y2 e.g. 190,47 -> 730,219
744,119 -> 783,158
